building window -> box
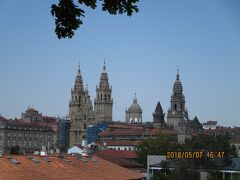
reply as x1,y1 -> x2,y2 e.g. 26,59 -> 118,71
118,148 -> 120,150
129,148 -> 132,151
174,104 -> 177,111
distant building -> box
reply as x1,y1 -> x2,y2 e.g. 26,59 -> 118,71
203,121 -> 218,129
0,117 -> 54,154
94,62 -> 113,123
57,117 -> 70,151
125,93 -> 143,124
167,70 -> 188,130
152,101 -> 165,128
99,123 -> 160,142
100,140 -> 139,151
69,65 -> 95,147
21,107 -> 43,122
163,70 -> 205,143
21,108 -> 58,148
96,149 -> 144,172
69,62 -> 113,147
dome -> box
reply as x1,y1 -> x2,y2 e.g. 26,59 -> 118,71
128,98 -> 142,113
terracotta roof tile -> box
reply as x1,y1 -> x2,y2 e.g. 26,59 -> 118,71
100,140 -> 140,147
96,150 -> 138,159
0,155 -> 144,180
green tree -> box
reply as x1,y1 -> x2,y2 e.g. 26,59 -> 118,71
183,134 -> 238,169
137,135 -> 176,165
51,0 -> 139,39
138,134 -> 237,179
10,145 -> 20,155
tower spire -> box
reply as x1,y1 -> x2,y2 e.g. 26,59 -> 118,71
133,91 -> 137,103
103,59 -> 106,72
78,62 -> 81,74
177,68 -> 180,80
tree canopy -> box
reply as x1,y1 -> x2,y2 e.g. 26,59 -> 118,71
51,0 -> 139,39
137,134 -> 238,179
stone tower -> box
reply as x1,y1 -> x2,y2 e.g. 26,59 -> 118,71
125,93 -> 143,124
153,102 -> 165,128
94,62 -> 113,123
167,70 -> 188,130
69,65 -> 94,147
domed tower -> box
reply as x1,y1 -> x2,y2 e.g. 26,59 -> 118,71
153,101 -> 165,128
94,62 -> 113,123
167,70 -> 188,130
125,93 -> 143,124
69,65 -> 94,147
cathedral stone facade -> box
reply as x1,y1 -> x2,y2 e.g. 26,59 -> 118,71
166,70 -> 202,143
69,63 -> 113,147
125,94 -> 142,124
167,70 -> 188,130
153,102 -> 165,128
94,63 -> 113,123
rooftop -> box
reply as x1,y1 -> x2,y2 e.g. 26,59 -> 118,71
96,149 -> 138,159
100,140 -> 140,147
0,155 -> 144,180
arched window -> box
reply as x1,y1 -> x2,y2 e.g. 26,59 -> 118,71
84,123 -> 86,129
174,104 -> 177,111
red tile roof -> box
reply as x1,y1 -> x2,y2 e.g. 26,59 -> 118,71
100,140 -> 140,147
95,150 -> 144,168
99,128 -> 156,137
0,116 -> 8,121
96,150 -> 138,159
0,155 -> 144,180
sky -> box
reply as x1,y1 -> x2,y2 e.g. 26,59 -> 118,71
0,0 -> 240,127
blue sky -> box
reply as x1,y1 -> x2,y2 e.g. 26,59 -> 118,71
0,0 -> 240,127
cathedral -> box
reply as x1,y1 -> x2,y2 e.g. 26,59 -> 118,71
166,70 -> 202,143
167,69 -> 189,130
125,93 -> 143,124
69,63 -> 113,147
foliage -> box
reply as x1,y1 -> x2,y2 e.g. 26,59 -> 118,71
138,134 -> 238,179
51,0 -> 139,39
137,135 -> 176,165
183,134 -> 238,169
10,145 -> 20,155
